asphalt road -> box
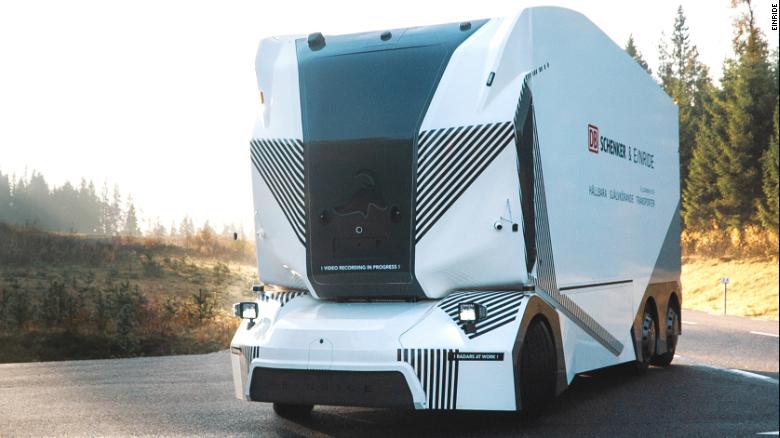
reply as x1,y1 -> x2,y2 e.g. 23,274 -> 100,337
0,309 -> 777,437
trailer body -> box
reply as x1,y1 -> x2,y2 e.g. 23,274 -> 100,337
232,6 -> 681,411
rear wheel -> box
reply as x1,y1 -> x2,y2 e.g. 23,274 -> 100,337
518,318 -> 557,417
272,403 -> 313,418
651,305 -> 680,367
634,305 -> 658,374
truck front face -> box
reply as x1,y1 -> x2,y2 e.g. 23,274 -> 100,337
251,16 -> 532,302
239,16 -> 542,411
296,23 -> 487,300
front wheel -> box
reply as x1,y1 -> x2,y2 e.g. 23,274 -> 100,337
651,305 -> 680,367
518,318 -> 557,417
273,403 -> 314,418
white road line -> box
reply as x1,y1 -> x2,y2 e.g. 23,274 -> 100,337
674,355 -> 779,385
726,369 -> 779,384
681,321 -> 699,325
756,432 -> 779,435
750,331 -> 780,338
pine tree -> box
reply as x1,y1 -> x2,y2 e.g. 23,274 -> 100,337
195,221 -> 217,255
25,171 -> 50,229
683,83 -> 724,228
150,217 -> 166,238
712,0 -> 776,227
757,100 -> 779,233
99,181 -> 111,235
88,180 -> 100,233
771,48 -> 779,96
625,34 -> 652,74
53,181 -> 79,232
0,170 -> 11,223
123,197 -> 141,236
658,6 -> 711,193
180,216 -> 195,248
4,280 -> 30,330
109,185 -> 123,235
116,304 -> 137,354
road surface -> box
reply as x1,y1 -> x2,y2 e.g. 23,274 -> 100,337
0,309 -> 777,437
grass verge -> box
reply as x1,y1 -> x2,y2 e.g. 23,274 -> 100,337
682,256 -> 779,320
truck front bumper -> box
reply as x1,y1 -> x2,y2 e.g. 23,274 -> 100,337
231,292 -> 531,411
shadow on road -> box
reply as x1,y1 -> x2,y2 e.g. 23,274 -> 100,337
4,352 -> 776,436
270,363 -> 749,437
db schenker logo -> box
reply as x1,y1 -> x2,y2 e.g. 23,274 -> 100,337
588,124 -> 599,154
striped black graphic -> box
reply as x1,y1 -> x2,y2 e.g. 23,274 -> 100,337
515,81 -> 624,356
415,122 -> 515,242
261,289 -> 308,307
397,348 -> 459,410
249,138 -> 306,245
437,291 -> 525,339
239,345 -> 261,380
243,345 -> 261,367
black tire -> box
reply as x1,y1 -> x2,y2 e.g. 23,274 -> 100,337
518,318 -> 557,417
634,305 -> 658,374
272,403 -> 313,418
651,304 -> 680,367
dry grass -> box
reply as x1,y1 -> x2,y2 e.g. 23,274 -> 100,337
682,225 -> 779,259
682,256 -> 779,320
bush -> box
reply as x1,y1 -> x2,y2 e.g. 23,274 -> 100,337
213,262 -> 230,285
140,253 -> 164,277
0,275 -> 238,363
189,289 -> 217,322
1,280 -> 30,330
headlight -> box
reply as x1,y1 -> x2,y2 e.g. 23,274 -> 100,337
458,303 -> 488,334
458,303 -> 487,323
233,302 -> 259,320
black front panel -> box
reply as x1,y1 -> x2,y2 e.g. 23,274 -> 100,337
249,367 -> 414,409
297,21 -> 485,299
307,138 -> 415,290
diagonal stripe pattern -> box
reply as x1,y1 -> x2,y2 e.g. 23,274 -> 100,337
249,138 -> 306,245
261,289 -> 308,307
437,291 -> 526,339
415,122 -> 515,242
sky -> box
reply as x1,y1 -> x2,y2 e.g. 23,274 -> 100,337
0,0 -> 778,232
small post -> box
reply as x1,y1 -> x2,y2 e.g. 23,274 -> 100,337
720,277 -> 730,315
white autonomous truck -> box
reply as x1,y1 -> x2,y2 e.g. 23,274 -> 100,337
231,6 -> 681,416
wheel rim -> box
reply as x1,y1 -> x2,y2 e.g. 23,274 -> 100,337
641,312 -> 656,360
666,307 -> 679,351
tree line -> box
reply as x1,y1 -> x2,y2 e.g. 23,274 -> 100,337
0,169 -> 242,240
0,170 -> 142,235
626,1 -> 778,235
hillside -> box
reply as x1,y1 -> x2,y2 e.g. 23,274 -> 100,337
682,256 -> 779,320
0,223 -> 258,363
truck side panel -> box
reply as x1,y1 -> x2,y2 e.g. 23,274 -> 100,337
524,7 -> 680,375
